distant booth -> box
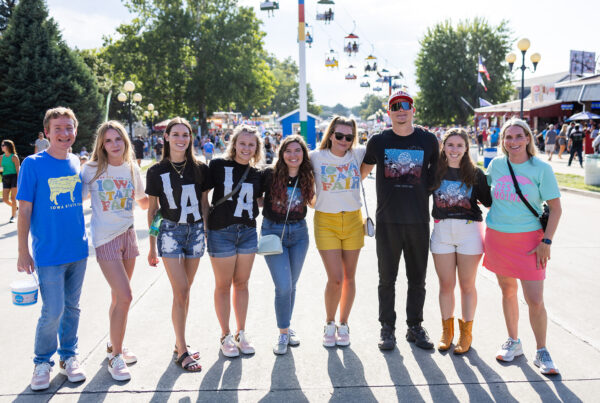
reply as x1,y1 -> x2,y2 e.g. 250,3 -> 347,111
277,108 -> 319,149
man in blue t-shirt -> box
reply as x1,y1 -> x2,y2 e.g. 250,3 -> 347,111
17,107 -> 88,391
203,138 -> 215,162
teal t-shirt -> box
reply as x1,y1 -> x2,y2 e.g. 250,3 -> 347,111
486,155 -> 560,233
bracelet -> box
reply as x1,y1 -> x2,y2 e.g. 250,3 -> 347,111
541,238 -> 552,245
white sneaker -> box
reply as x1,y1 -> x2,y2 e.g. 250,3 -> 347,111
30,362 -> 52,391
108,354 -> 131,381
496,338 -> 524,362
273,333 -> 289,355
336,323 -> 350,346
220,334 -> 240,358
59,357 -> 86,383
323,321 -> 336,347
106,343 -> 138,364
235,330 -> 255,355
288,329 -> 300,346
534,347 -> 559,375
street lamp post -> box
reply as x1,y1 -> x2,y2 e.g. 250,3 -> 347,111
251,109 -> 260,124
117,81 -> 142,138
143,103 -> 158,134
506,39 -> 541,119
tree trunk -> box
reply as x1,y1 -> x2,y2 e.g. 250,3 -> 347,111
199,101 -> 208,138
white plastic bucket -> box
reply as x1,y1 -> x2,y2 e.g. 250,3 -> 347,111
483,147 -> 498,168
11,277 -> 38,306
469,147 -> 479,164
584,155 -> 600,186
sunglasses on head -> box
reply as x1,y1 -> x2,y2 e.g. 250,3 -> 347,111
389,101 -> 412,111
334,132 -> 355,142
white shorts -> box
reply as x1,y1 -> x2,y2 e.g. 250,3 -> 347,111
545,144 -> 555,153
430,219 -> 484,255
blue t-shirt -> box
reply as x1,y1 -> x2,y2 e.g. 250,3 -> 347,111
203,142 -> 214,154
486,155 -> 560,233
16,151 -> 88,266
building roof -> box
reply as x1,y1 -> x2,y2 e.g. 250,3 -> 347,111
514,71 -> 571,88
555,74 -> 600,88
474,96 -> 562,114
277,108 -> 320,122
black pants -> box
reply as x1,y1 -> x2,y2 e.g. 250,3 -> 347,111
376,221 -> 430,328
568,145 -> 583,167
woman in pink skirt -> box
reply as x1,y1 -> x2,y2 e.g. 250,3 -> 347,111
484,118 -> 562,375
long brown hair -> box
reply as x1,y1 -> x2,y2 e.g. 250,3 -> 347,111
270,135 -> 315,206
431,128 -> 478,191
318,116 -> 358,150
161,117 -> 205,181
88,121 -> 135,184
2,139 -> 17,157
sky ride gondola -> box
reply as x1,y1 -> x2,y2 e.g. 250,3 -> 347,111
260,1 -> 279,17
360,81 -> 370,88
373,86 -> 382,92
345,73 -> 357,80
316,0 -> 335,23
344,33 -> 359,56
325,48 -> 339,69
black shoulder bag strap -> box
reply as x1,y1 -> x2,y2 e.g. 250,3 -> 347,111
506,159 -> 539,219
210,164 -> 251,212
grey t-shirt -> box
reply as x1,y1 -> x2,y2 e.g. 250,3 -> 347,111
545,129 -> 557,145
35,138 -> 50,152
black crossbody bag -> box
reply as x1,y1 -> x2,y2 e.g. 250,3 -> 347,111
506,160 -> 549,231
208,165 -> 251,223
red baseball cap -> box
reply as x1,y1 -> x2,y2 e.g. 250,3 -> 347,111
388,90 -> 414,108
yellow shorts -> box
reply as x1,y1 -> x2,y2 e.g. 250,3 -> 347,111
314,210 -> 364,250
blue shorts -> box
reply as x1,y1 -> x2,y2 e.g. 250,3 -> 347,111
207,224 -> 257,258
157,219 -> 205,259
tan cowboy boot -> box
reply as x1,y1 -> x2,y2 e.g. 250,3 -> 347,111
438,317 -> 454,351
454,319 -> 473,355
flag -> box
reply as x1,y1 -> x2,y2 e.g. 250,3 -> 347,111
478,55 -> 491,80
479,97 -> 492,107
478,72 -> 487,91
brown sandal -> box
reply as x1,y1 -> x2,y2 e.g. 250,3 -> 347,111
176,351 -> 202,372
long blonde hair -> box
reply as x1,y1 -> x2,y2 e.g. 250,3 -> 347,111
88,121 -> 135,183
319,116 -> 358,150
499,118 -> 537,158
224,124 -> 263,166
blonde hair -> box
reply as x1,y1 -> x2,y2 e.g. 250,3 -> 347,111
88,121 -> 135,184
318,116 -> 358,150
224,124 -> 263,166
43,106 -> 78,132
499,118 -> 537,158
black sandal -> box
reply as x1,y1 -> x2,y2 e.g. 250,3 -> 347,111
173,344 -> 200,360
176,351 -> 202,372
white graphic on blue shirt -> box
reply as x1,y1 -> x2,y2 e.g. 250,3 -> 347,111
434,180 -> 472,211
384,149 -> 423,184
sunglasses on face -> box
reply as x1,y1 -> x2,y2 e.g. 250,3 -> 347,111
334,132 -> 355,142
389,101 -> 412,111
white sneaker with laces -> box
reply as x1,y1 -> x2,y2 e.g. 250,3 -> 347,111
59,356 -> 86,383
30,362 -> 52,391
273,333 -> 289,355
336,323 -> 350,346
288,329 -> 300,346
235,330 -> 255,355
108,354 -> 131,381
220,333 -> 240,358
106,343 -> 138,364
534,347 -> 559,375
496,338 -> 524,362
323,321 -> 336,347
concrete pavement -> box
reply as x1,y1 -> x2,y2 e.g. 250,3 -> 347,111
1,170 -> 599,402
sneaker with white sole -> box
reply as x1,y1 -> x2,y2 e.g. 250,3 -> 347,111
273,333 -> 289,355
235,330 -> 255,355
336,323 -> 350,346
106,343 -> 138,364
288,329 -> 300,346
59,357 -> 86,383
108,354 -> 131,381
220,333 -> 240,358
30,362 -> 52,391
496,338 -> 524,362
323,321 -> 336,347
534,347 -> 559,375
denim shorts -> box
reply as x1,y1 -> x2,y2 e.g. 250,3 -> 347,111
207,224 -> 257,258
157,219 -> 205,259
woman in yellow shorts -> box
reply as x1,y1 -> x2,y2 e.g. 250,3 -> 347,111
309,116 -> 366,347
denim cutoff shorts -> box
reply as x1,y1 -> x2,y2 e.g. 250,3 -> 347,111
207,224 -> 258,258
157,219 -> 205,259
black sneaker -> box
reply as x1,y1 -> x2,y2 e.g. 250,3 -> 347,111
378,323 -> 396,350
406,325 -> 434,350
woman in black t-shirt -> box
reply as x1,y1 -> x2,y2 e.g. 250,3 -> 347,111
260,135 -> 314,355
430,128 -> 491,355
205,124 -> 264,358
146,117 -> 208,372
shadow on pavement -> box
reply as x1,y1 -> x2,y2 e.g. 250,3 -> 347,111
381,347 -> 426,402
409,343 -> 460,402
326,346 -> 377,402
258,349 -> 308,403
149,356 -> 184,403
195,352 -> 243,401
75,359 -> 129,402
516,357 -> 583,403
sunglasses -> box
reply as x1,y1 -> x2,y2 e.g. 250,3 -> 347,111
334,132 -> 355,142
389,101 -> 412,111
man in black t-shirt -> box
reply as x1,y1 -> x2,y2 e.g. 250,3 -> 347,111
133,136 -> 145,166
361,90 -> 438,351
567,123 -> 584,168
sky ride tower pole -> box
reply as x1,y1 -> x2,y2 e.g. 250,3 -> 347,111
298,0 -> 310,147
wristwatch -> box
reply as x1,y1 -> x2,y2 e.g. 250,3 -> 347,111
541,238 -> 552,245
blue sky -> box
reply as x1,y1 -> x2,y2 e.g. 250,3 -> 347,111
47,0 -> 600,107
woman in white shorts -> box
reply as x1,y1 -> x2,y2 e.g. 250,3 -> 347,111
430,128 -> 491,355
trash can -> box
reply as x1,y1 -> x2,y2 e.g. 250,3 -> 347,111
483,147 -> 497,168
584,154 -> 600,186
469,147 -> 479,164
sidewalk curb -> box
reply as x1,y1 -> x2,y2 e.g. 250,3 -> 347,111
560,186 -> 600,199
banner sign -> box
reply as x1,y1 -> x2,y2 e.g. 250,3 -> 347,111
561,104 -> 574,111
570,50 -> 596,75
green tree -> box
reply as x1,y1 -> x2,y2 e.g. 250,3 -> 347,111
0,0 -> 17,32
415,18 -> 513,125
356,94 -> 386,120
0,0 -> 103,154
104,0 -> 277,134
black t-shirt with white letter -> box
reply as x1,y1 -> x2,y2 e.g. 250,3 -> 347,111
145,159 -> 210,224
363,127 -> 439,224
206,158 -> 264,230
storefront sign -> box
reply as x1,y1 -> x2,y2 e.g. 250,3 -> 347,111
591,102 -> 600,109
561,104 -> 574,110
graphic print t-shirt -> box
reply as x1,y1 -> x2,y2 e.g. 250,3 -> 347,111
309,147 -> 366,213
363,128 -> 439,224
486,156 -> 560,233
16,151 -> 88,266
262,167 -> 307,222
145,160 -> 210,224
206,158 -> 264,230
432,167 -> 491,221
82,162 -> 145,247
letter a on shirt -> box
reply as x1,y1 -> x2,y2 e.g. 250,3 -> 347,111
179,184 -> 200,223
224,166 -> 234,200
234,183 -> 254,219
160,173 -> 177,209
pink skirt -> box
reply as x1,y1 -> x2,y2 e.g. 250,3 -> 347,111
483,227 -> 545,281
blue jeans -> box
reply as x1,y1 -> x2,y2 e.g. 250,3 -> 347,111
207,224 -> 258,258
261,218 -> 309,329
34,258 -> 87,365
